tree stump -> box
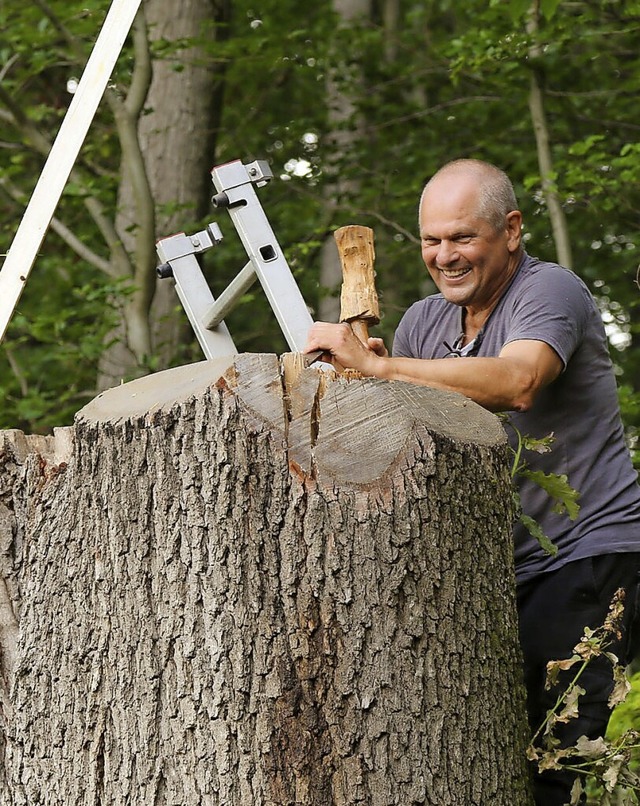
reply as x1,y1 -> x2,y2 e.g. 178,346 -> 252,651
0,354 -> 533,805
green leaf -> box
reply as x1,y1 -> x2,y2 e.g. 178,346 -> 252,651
519,513 -> 559,556
520,431 -> 555,454
568,134 -> 606,157
540,0 -> 562,20
521,469 -> 581,520
503,0 -> 530,23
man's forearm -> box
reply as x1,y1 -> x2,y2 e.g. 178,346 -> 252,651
371,355 -> 533,413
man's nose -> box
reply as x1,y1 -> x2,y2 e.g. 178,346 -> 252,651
436,240 -> 458,266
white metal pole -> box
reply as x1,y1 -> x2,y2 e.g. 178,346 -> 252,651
0,0 -> 144,343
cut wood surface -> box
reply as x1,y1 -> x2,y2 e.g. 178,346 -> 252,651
0,354 -> 532,805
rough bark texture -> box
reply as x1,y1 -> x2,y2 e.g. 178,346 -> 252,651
0,429 -> 73,798
0,355 -> 533,805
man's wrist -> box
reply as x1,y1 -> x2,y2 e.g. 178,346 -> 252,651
366,354 -> 393,380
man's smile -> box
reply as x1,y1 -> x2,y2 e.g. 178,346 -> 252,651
438,266 -> 472,280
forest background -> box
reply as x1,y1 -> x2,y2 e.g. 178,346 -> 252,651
1,0 -> 639,455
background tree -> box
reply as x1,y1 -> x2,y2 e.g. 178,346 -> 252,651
100,0 -> 231,388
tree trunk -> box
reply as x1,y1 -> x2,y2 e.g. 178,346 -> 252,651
0,355 -> 533,805
526,1 -> 573,269
319,0 -> 373,323
98,0 -> 230,390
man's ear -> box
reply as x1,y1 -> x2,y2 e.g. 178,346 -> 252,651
505,210 -> 523,252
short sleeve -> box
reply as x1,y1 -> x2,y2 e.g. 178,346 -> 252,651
392,314 -> 413,358
503,267 -> 593,368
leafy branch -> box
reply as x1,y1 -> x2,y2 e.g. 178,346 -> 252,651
31,0 -> 156,307
527,590 -> 640,804
502,418 -> 580,557
0,58 -> 127,279
0,176 -> 112,275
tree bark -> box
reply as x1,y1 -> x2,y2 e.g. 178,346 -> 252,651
0,355 -> 533,805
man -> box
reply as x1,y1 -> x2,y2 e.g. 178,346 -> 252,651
304,159 -> 640,805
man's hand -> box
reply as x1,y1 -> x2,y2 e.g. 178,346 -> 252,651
304,322 -> 388,374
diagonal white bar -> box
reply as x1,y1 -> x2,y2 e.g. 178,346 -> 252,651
0,0 -> 143,343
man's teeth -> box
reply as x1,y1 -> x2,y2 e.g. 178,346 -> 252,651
441,267 -> 470,278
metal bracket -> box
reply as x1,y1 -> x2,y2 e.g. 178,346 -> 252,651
156,158 -> 321,363
156,223 -> 237,359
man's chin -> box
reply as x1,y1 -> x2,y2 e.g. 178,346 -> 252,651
438,285 -> 473,307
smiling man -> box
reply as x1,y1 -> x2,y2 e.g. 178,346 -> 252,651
305,159 -> 640,805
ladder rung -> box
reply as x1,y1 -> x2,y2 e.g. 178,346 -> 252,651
203,261 -> 256,329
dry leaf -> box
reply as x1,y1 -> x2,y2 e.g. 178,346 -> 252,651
545,655 -> 581,689
556,685 -> 586,723
608,666 -> 631,709
574,735 -> 609,759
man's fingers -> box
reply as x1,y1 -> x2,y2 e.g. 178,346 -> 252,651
304,321 -> 374,372
303,349 -> 335,368
367,337 -> 388,358
305,322 -> 351,353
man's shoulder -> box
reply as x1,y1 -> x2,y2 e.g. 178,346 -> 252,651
400,293 -> 454,325
406,290 -> 452,312
509,253 -> 594,313
516,253 -> 588,291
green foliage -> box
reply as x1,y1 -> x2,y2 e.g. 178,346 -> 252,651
521,469 -> 581,521
608,672 -> 640,747
0,272 -> 130,432
0,0 -> 124,430
505,420 -> 580,556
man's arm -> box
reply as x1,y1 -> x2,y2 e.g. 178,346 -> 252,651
305,322 -> 563,413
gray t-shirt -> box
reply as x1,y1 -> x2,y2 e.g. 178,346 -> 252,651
393,251 -> 640,582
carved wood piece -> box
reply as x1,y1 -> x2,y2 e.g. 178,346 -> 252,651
335,225 -> 380,344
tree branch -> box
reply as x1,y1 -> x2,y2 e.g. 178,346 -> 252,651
4,346 -> 29,397
12,0 -> 156,361
0,53 -> 19,84
0,178 -> 114,276
0,84 -> 53,155
50,217 -> 114,277
124,10 -> 153,119
0,79 -> 132,276
0,20 -> 136,281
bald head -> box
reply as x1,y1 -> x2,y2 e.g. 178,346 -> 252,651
420,159 -> 519,232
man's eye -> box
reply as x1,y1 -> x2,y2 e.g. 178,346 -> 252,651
422,239 -> 439,247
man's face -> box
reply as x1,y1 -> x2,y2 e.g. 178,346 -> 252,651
419,174 -> 521,312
